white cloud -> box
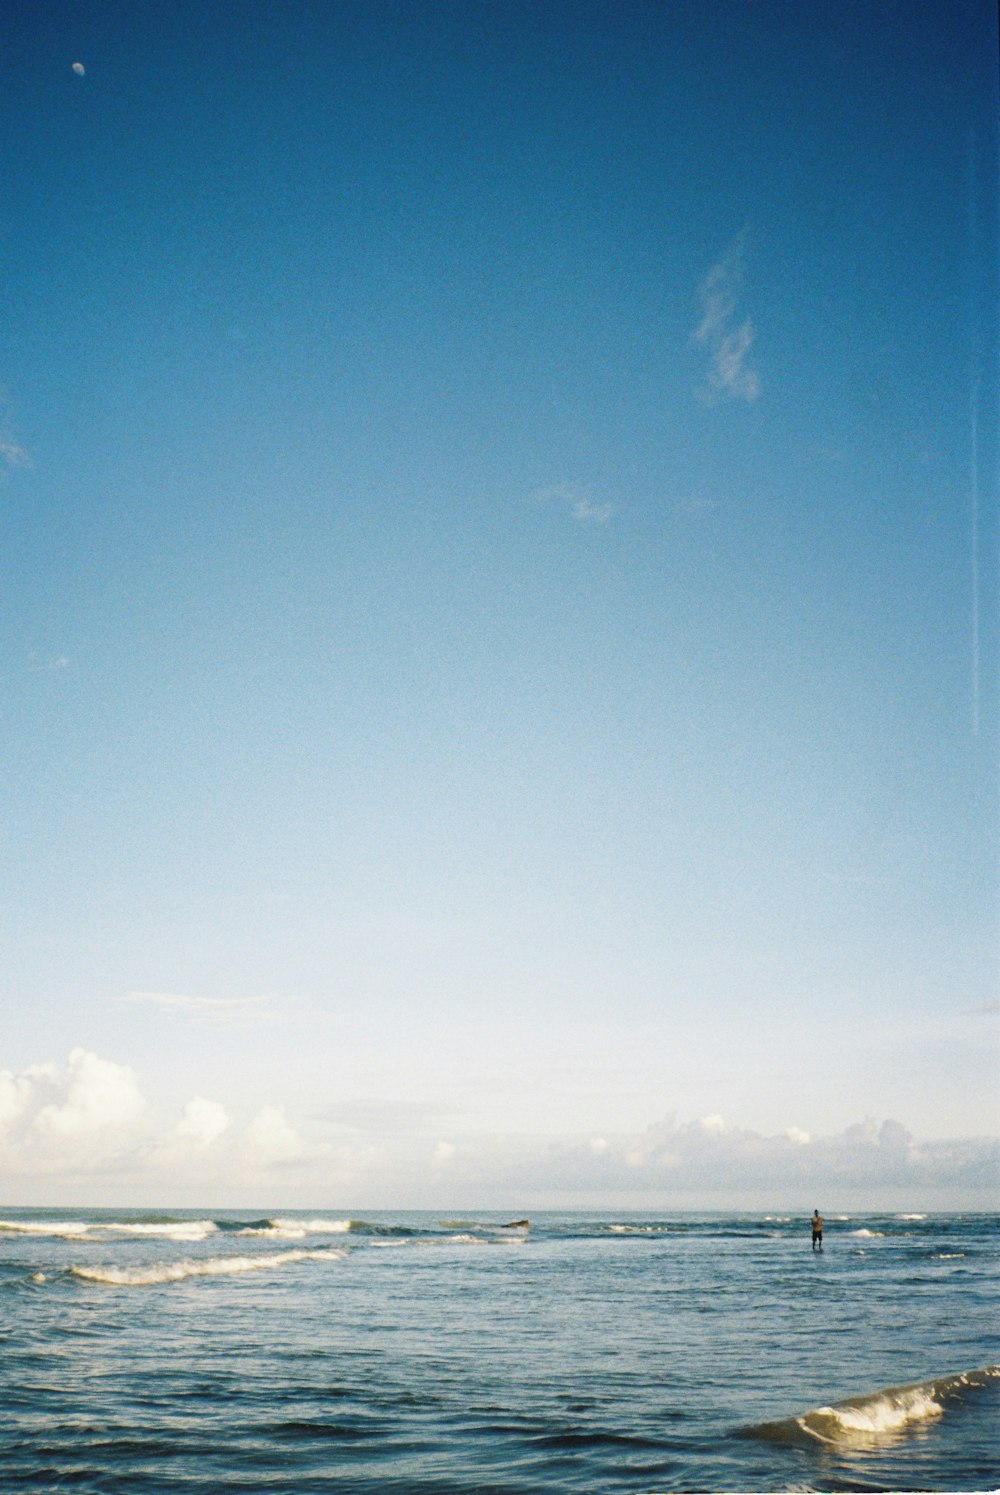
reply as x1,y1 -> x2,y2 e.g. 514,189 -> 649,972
174,1097 -> 231,1149
147,1096 -> 232,1171
571,496 -> 614,524
533,483 -> 614,524
549,1113 -> 999,1200
0,1050 -> 146,1174
0,1052 -> 318,1189
124,990 -> 277,1031
33,1050 -> 145,1138
695,226 -> 752,335
711,321 -> 760,402
243,1105 -> 305,1166
0,438 -> 29,470
1,1050 -> 996,1208
692,229 -> 761,404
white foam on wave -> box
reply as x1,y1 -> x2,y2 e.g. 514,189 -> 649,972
897,1213 -> 927,1221
0,1219 -> 92,1239
802,1387 -> 943,1442
849,1228 -> 883,1238
749,1366 -> 1000,1450
235,1224 -> 306,1239
0,1217 -> 219,1242
70,1248 -> 348,1287
934,1252 -> 965,1260
268,1218 -> 353,1235
99,1221 -> 218,1242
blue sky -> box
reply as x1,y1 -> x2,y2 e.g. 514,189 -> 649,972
1,0 -> 997,1207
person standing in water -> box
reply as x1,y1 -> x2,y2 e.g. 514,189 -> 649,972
811,1210 -> 823,1250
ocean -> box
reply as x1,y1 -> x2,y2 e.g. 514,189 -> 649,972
1,1208 -> 996,1493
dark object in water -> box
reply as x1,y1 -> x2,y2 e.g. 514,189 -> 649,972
502,1219 -> 529,1229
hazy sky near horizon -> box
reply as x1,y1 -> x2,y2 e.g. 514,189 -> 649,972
2,0 -> 998,1207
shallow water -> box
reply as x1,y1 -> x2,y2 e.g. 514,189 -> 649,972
1,1210 -> 996,1492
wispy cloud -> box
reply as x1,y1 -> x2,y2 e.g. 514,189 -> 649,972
0,438 -> 30,471
692,228 -> 760,404
0,394 -> 30,473
124,991 -> 279,1031
533,483 -> 614,524
0,652 -> 70,685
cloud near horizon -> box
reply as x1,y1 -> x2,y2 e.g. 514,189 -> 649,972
1,1051 -> 996,1206
0,1050 -> 323,1185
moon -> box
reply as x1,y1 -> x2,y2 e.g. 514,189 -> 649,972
72,62 -> 85,76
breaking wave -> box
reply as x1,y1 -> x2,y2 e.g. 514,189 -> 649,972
69,1248 -> 348,1287
744,1367 -> 1000,1447
97,1220 -> 218,1242
0,1217 -> 218,1242
0,1219 -> 92,1239
233,1218 -> 353,1239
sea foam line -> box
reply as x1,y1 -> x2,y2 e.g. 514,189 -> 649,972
70,1248 -> 348,1286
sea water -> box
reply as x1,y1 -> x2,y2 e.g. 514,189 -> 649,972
0,1209 -> 996,1493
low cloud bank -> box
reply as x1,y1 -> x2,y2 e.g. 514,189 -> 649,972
546,1113 -> 999,1197
0,1051 -> 996,1207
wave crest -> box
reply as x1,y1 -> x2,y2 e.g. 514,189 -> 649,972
101,1220 -> 218,1241
70,1248 -> 348,1286
0,1218 -> 92,1239
0,1217 -> 219,1242
745,1367 -> 1000,1448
